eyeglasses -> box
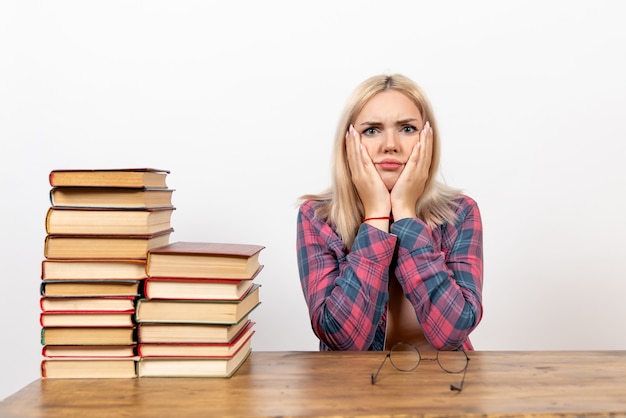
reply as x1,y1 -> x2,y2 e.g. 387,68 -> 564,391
371,342 -> 470,391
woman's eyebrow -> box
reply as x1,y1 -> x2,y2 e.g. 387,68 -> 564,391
395,118 -> 421,125
357,120 -> 382,127
358,117 -> 421,128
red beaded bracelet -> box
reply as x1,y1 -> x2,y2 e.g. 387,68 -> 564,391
362,216 -> 392,222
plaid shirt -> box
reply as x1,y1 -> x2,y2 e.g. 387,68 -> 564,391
297,194 -> 483,351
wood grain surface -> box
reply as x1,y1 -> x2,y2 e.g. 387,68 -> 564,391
1,350 -> 626,417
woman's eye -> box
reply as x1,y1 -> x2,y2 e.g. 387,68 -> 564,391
402,125 -> 418,133
362,127 -> 378,136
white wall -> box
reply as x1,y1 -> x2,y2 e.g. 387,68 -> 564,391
2,0 -> 625,400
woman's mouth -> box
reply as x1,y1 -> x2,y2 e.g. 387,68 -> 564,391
377,159 -> 404,171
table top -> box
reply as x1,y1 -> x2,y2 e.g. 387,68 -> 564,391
2,350 -> 626,417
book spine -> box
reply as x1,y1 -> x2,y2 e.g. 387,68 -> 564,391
45,207 -> 53,234
142,280 -> 150,299
145,252 -> 153,276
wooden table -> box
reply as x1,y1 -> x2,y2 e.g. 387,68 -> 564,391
2,350 -> 626,417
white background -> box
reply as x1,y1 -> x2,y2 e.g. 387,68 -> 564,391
2,0 -> 626,401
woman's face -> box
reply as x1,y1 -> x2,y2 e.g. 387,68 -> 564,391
352,89 -> 425,190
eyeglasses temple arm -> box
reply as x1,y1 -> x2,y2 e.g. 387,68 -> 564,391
450,358 -> 470,392
371,353 -> 390,384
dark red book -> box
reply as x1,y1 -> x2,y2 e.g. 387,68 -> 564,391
135,284 -> 261,324
137,321 -> 255,358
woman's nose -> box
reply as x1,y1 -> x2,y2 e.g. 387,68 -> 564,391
383,130 -> 398,153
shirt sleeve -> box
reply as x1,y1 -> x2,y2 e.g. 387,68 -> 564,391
296,200 -> 396,350
391,195 -> 484,350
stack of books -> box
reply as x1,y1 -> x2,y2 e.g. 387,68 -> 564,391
135,242 -> 264,378
40,168 -> 175,378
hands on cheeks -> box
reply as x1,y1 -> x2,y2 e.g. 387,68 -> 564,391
345,125 -> 391,220
345,122 -> 433,226
391,121 -> 433,221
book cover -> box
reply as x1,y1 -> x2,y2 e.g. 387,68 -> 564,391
41,358 -> 138,378
41,259 -> 148,280
136,338 -> 252,378
137,321 -> 255,358
149,242 -> 265,257
49,168 -> 169,188
45,206 -> 175,235
50,187 -> 175,208
44,229 -> 173,259
40,312 -> 135,327
147,241 -> 265,279
142,273 -> 260,300
41,280 -> 141,297
135,284 -> 261,324
40,296 -> 136,312
137,317 -> 251,344
42,345 -> 136,358
41,327 -> 136,345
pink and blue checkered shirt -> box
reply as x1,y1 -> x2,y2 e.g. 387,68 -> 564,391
297,194 -> 483,351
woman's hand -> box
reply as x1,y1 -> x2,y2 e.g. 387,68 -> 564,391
391,121 -> 433,220
345,125 -> 391,218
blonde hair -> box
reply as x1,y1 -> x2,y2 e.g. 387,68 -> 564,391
300,74 -> 460,248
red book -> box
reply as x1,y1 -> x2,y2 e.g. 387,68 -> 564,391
41,327 -> 136,345
135,284 -> 261,324
138,321 -> 255,358
40,311 -> 135,328
142,267 -> 262,300
40,296 -> 136,312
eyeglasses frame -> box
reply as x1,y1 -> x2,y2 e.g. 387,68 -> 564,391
370,341 -> 470,391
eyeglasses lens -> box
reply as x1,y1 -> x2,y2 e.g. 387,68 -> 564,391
437,350 -> 467,373
389,342 -> 420,372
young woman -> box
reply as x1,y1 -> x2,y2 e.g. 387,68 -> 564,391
297,74 -> 483,352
